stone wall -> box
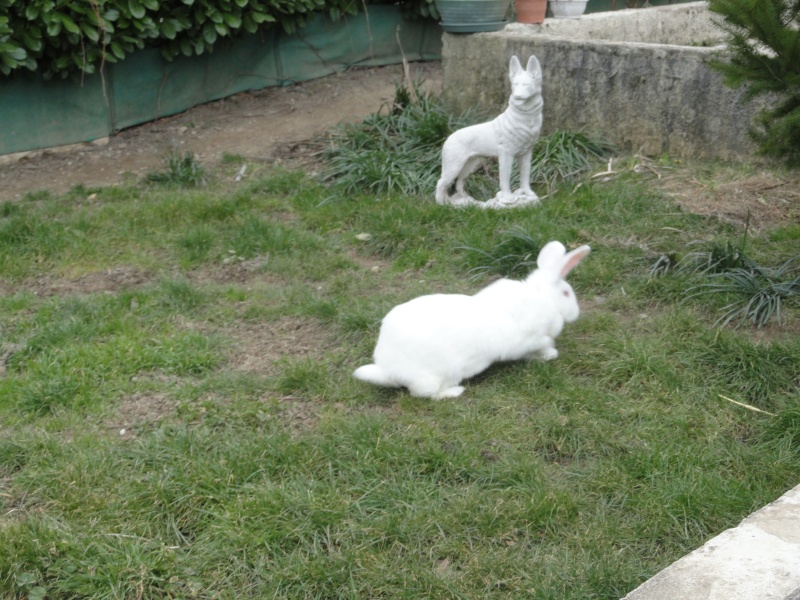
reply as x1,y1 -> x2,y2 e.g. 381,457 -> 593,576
441,2 -> 767,161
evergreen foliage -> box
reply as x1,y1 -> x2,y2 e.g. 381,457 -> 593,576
708,0 -> 800,165
0,0 -> 435,79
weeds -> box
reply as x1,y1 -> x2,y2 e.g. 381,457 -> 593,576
145,150 -> 208,188
459,226 -> 542,279
530,130 -> 616,189
679,237 -> 758,275
663,216 -> 756,277
648,217 -> 800,328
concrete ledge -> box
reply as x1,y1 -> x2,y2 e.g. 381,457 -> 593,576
622,484 -> 800,600
442,2 -> 768,160
515,2 -> 722,44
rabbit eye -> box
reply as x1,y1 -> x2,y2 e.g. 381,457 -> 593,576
563,290 -> 570,297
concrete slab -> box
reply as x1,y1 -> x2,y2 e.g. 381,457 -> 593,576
621,484 -> 800,600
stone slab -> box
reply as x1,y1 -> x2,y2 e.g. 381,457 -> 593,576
622,485 -> 800,600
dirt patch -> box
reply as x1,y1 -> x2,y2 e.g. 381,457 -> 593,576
0,62 -> 443,203
256,394 -> 402,437
105,390 -> 180,439
0,266 -> 153,299
187,255 -> 278,288
265,395 -> 323,437
659,168 -> 800,231
228,316 -> 340,376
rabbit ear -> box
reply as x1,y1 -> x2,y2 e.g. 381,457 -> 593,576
560,245 -> 591,279
536,241 -> 567,272
535,242 -> 590,279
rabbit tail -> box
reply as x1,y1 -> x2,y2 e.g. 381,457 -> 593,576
354,364 -> 465,399
353,364 -> 400,388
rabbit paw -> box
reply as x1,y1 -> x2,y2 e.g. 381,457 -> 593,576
433,386 -> 466,400
448,195 -> 481,208
533,347 -> 559,361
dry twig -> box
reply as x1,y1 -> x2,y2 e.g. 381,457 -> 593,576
719,394 -> 776,416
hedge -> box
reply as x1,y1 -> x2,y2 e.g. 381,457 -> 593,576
0,0 -> 437,79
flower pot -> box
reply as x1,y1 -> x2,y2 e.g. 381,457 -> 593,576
435,0 -> 513,32
515,0 -> 547,23
549,0 -> 588,18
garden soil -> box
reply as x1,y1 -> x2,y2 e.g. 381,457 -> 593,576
0,61 -> 443,202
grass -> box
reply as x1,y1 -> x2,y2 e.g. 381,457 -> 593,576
648,218 -> 800,327
1,108 -> 799,598
686,254 -> 800,328
322,85 -> 614,199
145,150 -> 208,188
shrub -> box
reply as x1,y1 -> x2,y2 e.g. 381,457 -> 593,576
0,0 -> 430,79
709,0 -> 800,165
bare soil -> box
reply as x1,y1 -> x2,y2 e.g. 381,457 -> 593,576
0,61 -> 443,202
659,166 -> 800,233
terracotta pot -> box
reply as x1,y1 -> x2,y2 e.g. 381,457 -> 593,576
515,0 -> 547,23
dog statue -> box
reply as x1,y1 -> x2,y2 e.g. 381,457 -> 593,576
435,55 -> 543,209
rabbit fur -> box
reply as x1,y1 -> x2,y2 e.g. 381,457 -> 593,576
353,241 -> 590,399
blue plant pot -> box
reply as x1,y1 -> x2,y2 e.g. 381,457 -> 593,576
435,0 -> 513,32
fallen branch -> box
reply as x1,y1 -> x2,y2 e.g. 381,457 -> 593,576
591,157 -> 618,180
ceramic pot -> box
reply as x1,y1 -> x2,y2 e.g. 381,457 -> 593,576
548,0 -> 588,18
435,0 -> 513,32
515,0 -> 547,23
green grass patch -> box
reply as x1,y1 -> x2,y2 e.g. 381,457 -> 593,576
0,132 -> 798,599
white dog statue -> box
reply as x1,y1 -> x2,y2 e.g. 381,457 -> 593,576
435,55 -> 543,209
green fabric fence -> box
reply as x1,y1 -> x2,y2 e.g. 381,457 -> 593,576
0,6 -> 442,156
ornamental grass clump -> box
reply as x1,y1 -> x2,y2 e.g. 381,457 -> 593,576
322,83 -> 472,197
687,254 -> 800,328
458,226 -> 542,280
322,85 -> 614,198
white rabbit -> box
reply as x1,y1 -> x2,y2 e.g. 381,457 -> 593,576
353,241 -> 590,399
